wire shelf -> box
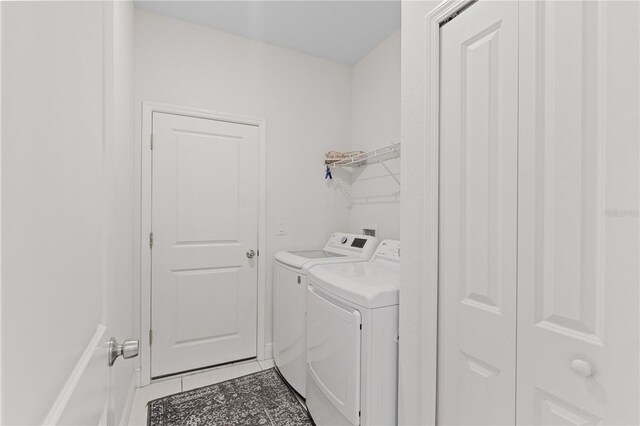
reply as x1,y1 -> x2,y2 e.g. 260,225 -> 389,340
326,143 -> 401,193
328,143 -> 401,169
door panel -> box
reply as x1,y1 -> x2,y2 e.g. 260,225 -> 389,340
174,133 -> 239,242
530,0 -> 603,343
174,267 -> 240,344
438,1 -> 519,424
151,112 -> 259,378
517,1 -> 640,424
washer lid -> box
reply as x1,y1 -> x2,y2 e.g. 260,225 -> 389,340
275,250 -> 351,269
288,249 -> 347,259
308,260 -> 399,309
275,233 -> 379,270
275,250 -> 312,269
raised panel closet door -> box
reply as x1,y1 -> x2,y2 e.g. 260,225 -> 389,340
517,1 -> 640,424
438,1 -> 519,424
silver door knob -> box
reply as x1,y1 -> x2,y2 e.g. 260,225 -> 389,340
246,249 -> 256,259
108,337 -> 139,366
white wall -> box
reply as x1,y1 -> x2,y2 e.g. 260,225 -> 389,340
1,3 -> 104,423
134,9 -> 352,353
398,1 -> 439,425
1,2 -> 136,424
348,30 -> 401,241
2,2 -> 86,423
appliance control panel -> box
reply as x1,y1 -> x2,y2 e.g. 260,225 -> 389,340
324,233 -> 379,258
373,239 -> 401,263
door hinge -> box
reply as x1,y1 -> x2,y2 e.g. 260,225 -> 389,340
149,232 -> 154,249
360,324 -> 362,330
150,134 -> 153,150
149,330 -> 153,345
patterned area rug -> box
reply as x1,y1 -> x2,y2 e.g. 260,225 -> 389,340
147,368 -> 314,426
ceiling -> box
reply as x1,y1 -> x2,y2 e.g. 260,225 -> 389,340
134,1 -> 400,64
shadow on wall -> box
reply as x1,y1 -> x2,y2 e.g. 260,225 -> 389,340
329,158 -> 400,207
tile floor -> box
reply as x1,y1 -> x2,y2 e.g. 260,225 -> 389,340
128,358 -> 277,425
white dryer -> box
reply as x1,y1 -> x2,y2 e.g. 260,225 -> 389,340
305,240 -> 400,426
274,233 -> 379,397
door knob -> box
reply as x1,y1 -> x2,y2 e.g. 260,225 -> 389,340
108,337 -> 139,366
570,359 -> 593,377
246,249 -> 256,259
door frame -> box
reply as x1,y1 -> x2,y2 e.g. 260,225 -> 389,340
137,101 -> 267,386
408,0 -> 476,423
0,4 -> 4,420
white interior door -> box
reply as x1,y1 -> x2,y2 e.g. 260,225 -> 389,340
516,1 -> 640,424
437,1 -> 519,424
151,112 -> 259,378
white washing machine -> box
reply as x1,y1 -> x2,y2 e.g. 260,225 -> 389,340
305,239 -> 400,426
274,233 -> 379,397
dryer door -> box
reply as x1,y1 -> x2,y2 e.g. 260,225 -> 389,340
306,285 -> 361,426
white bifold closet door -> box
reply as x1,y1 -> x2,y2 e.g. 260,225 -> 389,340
438,1 -> 519,424
517,1 -> 639,424
439,1 -> 639,425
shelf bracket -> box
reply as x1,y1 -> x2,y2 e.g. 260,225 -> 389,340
380,161 -> 401,186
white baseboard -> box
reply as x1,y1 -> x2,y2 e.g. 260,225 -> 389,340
43,324 -> 107,425
119,371 -> 139,426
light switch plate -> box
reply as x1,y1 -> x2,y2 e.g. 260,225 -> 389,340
277,221 -> 287,236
